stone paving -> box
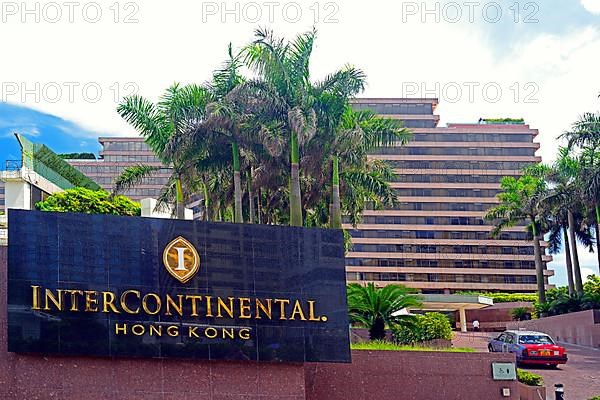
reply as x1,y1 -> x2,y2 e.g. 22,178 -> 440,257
453,332 -> 600,400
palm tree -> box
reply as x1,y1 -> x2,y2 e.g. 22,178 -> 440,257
114,83 -> 212,218
485,175 -> 548,303
204,44 -> 246,223
347,283 -> 422,341
545,212 -> 576,295
328,107 -> 411,228
562,112 -> 600,270
579,147 -> 600,272
535,149 -> 594,294
242,27 -> 366,226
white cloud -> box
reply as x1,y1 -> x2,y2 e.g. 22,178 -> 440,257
1,1 -> 600,285
582,0 -> 600,14
1,1 -> 599,148
549,242 -> 599,286
582,268 -> 596,282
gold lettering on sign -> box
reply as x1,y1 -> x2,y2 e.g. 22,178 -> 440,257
186,295 -> 203,317
217,297 -> 234,318
205,296 -> 214,317
131,324 -> 145,336
44,289 -> 63,311
31,285 -> 41,310
28,285 -> 330,326
66,289 -> 84,312
255,298 -> 272,319
110,323 -> 254,340
165,294 -> 183,317
239,328 -> 251,340
239,298 -> 251,319
205,327 -> 218,339
84,291 -> 99,312
290,300 -> 307,321
307,300 -> 321,321
120,290 -> 140,314
142,293 -> 161,315
274,299 -> 290,320
167,326 -> 179,337
115,323 -> 127,335
102,291 -> 120,314
149,325 -> 162,337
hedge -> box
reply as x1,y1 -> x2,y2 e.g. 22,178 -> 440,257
392,312 -> 453,345
456,292 -> 537,303
517,369 -> 543,386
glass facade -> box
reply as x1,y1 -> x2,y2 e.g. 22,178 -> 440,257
67,139 -> 172,201
413,133 -> 533,142
347,98 -> 551,293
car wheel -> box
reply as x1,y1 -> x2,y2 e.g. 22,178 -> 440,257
488,344 -> 494,352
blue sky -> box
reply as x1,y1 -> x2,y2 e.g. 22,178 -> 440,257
0,102 -> 101,165
1,0 -> 600,285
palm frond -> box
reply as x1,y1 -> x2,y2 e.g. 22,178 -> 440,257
112,164 -> 161,195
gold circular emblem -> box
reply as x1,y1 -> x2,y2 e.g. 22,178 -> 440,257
162,236 -> 200,284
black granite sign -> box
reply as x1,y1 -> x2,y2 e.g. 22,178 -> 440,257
7,209 -> 350,363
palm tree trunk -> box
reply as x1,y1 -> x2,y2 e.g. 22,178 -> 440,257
175,176 -> 185,220
330,155 -> 342,229
562,225 -> 575,295
531,220 -> 546,304
203,177 -> 210,222
232,142 -> 243,223
290,132 -> 302,226
247,169 -> 255,224
596,205 -> 600,272
257,188 -> 262,224
568,210 -> 584,294
369,317 -> 386,341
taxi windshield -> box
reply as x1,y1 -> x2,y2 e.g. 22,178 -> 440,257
518,335 -> 554,345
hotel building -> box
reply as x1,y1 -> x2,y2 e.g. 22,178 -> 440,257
346,98 -> 552,293
67,137 -> 205,218
66,137 -> 171,200
0,98 -> 550,293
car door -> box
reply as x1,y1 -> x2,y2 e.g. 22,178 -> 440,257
502,333 -> 514,353
504,333 -> 516,354
493,333 -> 506,352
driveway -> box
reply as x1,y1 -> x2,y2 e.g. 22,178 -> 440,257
453,332 -> 600,399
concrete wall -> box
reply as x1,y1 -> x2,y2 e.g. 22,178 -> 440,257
507,310 -> 600,349
4,181 -> 30,211
305,350 -> 518,400
0,246 -> 519,399
456,302 -> 534,332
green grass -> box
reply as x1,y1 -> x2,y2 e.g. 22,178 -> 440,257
351,341 -> 475,353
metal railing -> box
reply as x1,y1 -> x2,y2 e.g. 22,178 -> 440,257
4,160 -> 22,171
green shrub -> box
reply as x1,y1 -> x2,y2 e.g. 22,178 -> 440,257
584,275 -> 600,298
511,307 -> 531,321
392,312 -> 453,345
517,369 -> 543,386
588,396 -> 600,400
36,187 -> 140,216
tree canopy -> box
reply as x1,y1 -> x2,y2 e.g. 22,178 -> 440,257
113,28 -> 410,228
